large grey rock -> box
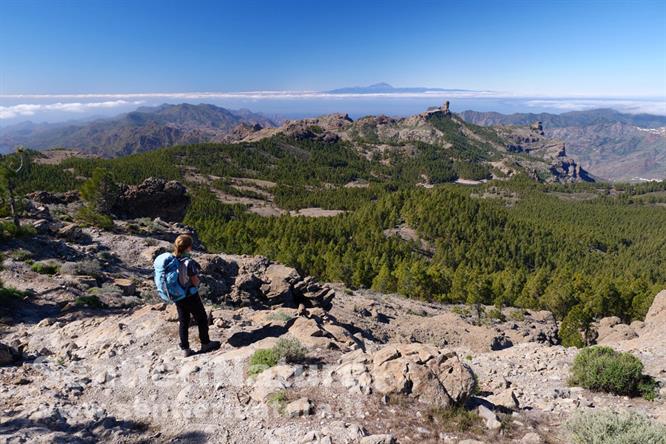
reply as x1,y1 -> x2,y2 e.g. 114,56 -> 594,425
57,223 -> 87,243
488,388 -> 519,410
333,343 -> 475,408
260,263 -> 299,305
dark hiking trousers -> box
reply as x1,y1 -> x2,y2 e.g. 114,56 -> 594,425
175,293 -> 210,350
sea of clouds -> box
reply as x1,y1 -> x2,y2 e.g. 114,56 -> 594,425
0,91 -> 664,124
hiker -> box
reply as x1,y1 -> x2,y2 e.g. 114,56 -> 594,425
154,234 -> 220,357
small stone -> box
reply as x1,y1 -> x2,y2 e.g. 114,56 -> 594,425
94,371 -> 109,385
520,432 -> 543,444
285,397 -> 313,417
360,435 -> 395,444
477,405 -> 501,430
488,389 -> 519,410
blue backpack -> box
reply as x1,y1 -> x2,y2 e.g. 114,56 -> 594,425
153,253 -> 188,303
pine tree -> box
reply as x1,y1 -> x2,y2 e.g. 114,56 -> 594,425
0,147 -> 27,230
372,262 -> 397,293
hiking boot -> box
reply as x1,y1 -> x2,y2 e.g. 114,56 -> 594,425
199,340 -> 221,354
182,348 -> 195,358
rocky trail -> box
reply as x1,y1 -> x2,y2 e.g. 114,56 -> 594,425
0,193 -> 665,443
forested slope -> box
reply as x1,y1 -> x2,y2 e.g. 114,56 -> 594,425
4,127 -> 666,333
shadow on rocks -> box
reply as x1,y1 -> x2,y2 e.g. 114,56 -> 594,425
171,431 -> 208,444
0,415 -> 150,444
226,319 -> 295,348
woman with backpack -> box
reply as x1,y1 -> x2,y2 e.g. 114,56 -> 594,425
155,234 -> 220,357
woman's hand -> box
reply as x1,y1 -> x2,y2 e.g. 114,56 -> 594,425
191,275 -> 201,287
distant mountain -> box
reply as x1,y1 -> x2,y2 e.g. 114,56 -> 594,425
327,82 -> 472,94
0,103 -> 277,157
240,105 -> 593,184
460,109 -> 666,182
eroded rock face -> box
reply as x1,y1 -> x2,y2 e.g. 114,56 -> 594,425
333,343 -> 475,408
112,177 -> 189,222
645,290 -> 666,329
27,190 -> 80,205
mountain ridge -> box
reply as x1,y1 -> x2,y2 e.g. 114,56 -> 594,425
460,108 -> 666,181
0,103 -> 277,157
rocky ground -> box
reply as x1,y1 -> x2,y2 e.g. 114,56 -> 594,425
0,195 -> 665,443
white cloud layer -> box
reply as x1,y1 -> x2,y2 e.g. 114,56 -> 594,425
0,100 -> 144,119
0,92 -> 664,120
526,99 -> 666,115
0,90 -> 498,101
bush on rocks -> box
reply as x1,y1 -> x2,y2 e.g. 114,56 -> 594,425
60,259 -> 102,278
248,337 -> 307,376
248,349 -> 280,376
565,410 -> 666,444
0,285 -> 26,304
273,337 -> 307,363
74,295 -> 106,309
76,206 -> 114,230
568,346 -> 657,398
31,261 -> 60,275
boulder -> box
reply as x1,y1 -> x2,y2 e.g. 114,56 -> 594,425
645,290 -> 666,329
332,343 -> 475,408
260,263 -> 300,305
288,317 -> 337,349
113,278 -> 136,296
32,219 -> 52,234
27,190 -> 79,205
251,365 -> 297,402
359,435 -> 395,444
488,388 -> 519,410
57,224 -> 87,243
140,245 -> 169,264
112,178 -> 189,222
285,397 -> 313,417
600,323 -> 638,343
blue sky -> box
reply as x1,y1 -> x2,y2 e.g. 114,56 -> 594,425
0,0 -> 665,122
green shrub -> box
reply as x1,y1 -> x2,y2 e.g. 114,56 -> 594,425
487,307 -> 505,321
248,348 -> 280,376
266,390 -> 288,413
9,249 -> 32,262
273,337 -> 306,363
508,309 -> 526,321
569,346 -> 655,397
248,337 -> 307,376
428,406 -> 483,433
451,305 -> 471,317
0,221 -> 36,239
0,285 -> 26,304
31,261 -> 60,275
76,206 -> 114,230
267,311 -> 293,322
638,376 -> 660,401
74,295 -> 105,308
60,259 -> 102,277
565,410 -> 666,444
